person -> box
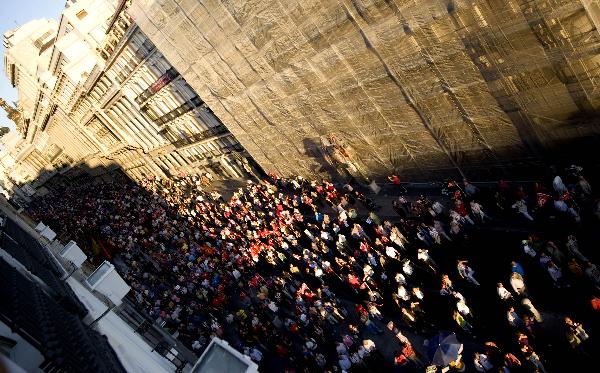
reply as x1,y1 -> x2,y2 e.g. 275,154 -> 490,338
393,350 -> 408,366
577,175 -> 592,196
503,352 -> 522,370
553,175 -> 567,194
440,274 -> 454,296
454,200 -> 475,224
565,317 -> 589,345
26,170 -> 600,372
566,235 -> 588,262
473,352 -> 493,372
507,307 -> 524,329
591,295 -> 600,312
510,272 -> 527,296
456,298 -> 472,318
417,248 -> 438,273
511,261 -> 526,278
339,354 -> 352,371
521,345 -> 548,373
388,174 -> 406,194
247,347 -> 263,363
547,262 -> 565,287
454,310 -> 473,333
497,283 -> 513,302
512,199 -> 534,221
470,200 -> 490,222
521,298 -> 543,323
457,260 -> 480,286
432,200 -> 444,216
463,179 -> 478,196
401,339 -> 424,367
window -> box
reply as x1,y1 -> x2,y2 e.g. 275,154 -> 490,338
76,9 -> 88,19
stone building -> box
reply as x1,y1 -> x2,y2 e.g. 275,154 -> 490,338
75,0 -> 255,181
1,0 -> 257,197
130,0 -> 600,181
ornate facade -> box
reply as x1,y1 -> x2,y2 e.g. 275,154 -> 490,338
1,0 -> 258,199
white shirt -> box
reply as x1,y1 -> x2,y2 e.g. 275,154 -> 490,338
314,267 -> 323,277
397,286 -> 409,301
457,301 -> 470,316
363,339 -> 376,352
497,286 -> 512,300
511,277 -> 525,292
395,273 -> 406,285
471,203 -> 483,214
403,261 -> 413,276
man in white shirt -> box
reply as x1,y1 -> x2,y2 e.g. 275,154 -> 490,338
456,299 -> 471,317
510,272 -> 527,295
386,246 -> 399,259
497,283 -> 513,301
395,272 -> 406,285
362,339 -> 376,353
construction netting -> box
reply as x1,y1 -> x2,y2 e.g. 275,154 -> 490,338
130,0 -> 600,181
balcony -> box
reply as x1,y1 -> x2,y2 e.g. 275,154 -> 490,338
169,126 -> 229,149
154,96 -> 203,126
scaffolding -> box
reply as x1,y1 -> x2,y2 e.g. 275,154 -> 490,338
131,0 -> 600,181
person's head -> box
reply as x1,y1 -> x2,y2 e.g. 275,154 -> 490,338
497,283 -> 504,288
564,316 -> 573,325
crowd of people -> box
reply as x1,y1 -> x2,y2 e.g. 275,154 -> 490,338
27,166 -> 600,372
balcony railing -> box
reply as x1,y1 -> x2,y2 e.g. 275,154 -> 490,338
169,126 -> 229,148
154,96 -> 203,126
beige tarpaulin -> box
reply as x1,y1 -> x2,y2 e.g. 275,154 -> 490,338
130,0 -> 600,181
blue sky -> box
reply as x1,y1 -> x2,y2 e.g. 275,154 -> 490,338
0,0 -> 65,131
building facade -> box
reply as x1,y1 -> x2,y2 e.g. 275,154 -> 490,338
129,0 -> 600,181
76,0 -> 255,181
1,0 -> 258,199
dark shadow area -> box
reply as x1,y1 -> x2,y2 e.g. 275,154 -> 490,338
298,132 -> 600,188
0,212 -> 125,372
302,137 -> 352,183
4,157 -> 600,373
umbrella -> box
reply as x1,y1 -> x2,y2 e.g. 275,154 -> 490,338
428,331 -> 462,366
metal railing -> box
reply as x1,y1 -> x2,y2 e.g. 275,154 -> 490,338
114,297 -> 197,371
